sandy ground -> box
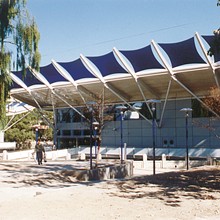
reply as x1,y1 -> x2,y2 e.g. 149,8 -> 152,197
0,161 -> 220,220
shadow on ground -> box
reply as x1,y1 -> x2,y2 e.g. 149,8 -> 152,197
0,163 -> 93,188
1,163 -> 220,207
107,166 -> 220,207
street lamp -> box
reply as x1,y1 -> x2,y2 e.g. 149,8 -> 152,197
146,99 -> 161,175
180,108 -> 192,170
116,105 -> 127,163
87,101 -> 97,170
93,121 -> 99,157
35,128 -> 39,144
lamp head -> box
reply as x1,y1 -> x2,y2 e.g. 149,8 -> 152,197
116,105 -> 127,112
180,108 -> 192,117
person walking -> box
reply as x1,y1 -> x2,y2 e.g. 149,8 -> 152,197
35,138 -> 45,165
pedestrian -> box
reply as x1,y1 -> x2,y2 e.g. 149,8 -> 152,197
35,138 -> 45,165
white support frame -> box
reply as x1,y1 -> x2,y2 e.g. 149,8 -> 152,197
151,39 -> 220,119
28,66 -> 87,121
195,32 -> 220,88
80,54 -> 152,123
113,47 -> 156,116
52,59 -> 100,102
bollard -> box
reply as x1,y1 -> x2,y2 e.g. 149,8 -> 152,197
97,153 -> 102,160
123,143 -> 127,161
66,153 -> 71,160
143,154 -> 148,169
28,151 -> 33,160
52,151 -> 57,160
162,154 -> 166,168
104,167 -> 110,180
80,153 -> 86,161
3,150 -> 8,160
207,156 -> 212,165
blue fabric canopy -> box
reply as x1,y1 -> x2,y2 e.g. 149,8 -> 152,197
10,35 -> 218,91
158,37 -> 206,67
119,45 -> 164,72
40,63 -> 67,83
202,35 -> 220,62
11,68 -> 42,88
58,58 -> 95,80
9,34 -> 220,110
87,51 -> 128,77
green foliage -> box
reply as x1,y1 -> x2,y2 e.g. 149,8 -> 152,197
203,87 -> 220,116
5,112 -> 36,149
191,99 -> 212,118
207,29 -> 220,57
208,1 -> 220,56
0,0 -> 41,130
15,18 -> 41,72
5,109 -> 53,149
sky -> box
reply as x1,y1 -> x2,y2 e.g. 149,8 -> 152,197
26,0 -> 220,66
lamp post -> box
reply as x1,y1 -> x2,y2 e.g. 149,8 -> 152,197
93,121 -> 99,157
87,101 -> 96,170
180,108 -> 192,170
116,105 -> 127,163
146,99 -> 161,175
35,127 -> 39,144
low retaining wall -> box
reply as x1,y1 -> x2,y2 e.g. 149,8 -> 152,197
62,161 -> 134,181
133,159 -> 208,170
0,142 -> 16,151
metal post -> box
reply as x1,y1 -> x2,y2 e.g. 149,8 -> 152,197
35,128 -> 38,144
152,105 -> 156,175
90,110 -> 93,170
92,121 -> 99,159
186,112 -> 189,170
116,105 -> 127,164
94,128 -> 97,157
180,108 -> 192,170
87,101 -> 97,170
147,99 -> 161,175
120,111 -> 123,163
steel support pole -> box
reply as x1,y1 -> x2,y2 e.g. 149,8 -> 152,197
152,107 -> 156,175
90,112 -> 93,170
120,111 -> 124,163
186,113 -> 189,170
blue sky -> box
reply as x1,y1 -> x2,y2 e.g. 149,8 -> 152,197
27,0 -> 220,66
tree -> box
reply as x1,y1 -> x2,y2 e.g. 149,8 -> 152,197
203,87 -> 220,116
5,109 -> 53,150
207,29 -> 220,57
207,1 -> 220,56
193,87 -> 220,140
0,0 -> 40,132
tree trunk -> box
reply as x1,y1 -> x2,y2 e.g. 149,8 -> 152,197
0,82 -> 6,130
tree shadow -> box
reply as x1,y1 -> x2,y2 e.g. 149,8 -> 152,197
106,166 -> 220,207
0,163 -> 96,188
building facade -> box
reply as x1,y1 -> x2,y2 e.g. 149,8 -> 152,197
55,98 -> 220,150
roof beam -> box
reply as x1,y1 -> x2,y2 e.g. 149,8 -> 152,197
80,54 -> 130,101
80,54 -> 152,123
113,47 -> 160,99
159,79 -> 172,128
28,66 -> 87,120
113,47 -> 156,118
52,59 -> 99,102
195,32 -> 220,88
9,71 -> 54,128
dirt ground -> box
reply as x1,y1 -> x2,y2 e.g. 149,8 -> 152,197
0,162 -> 220,220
